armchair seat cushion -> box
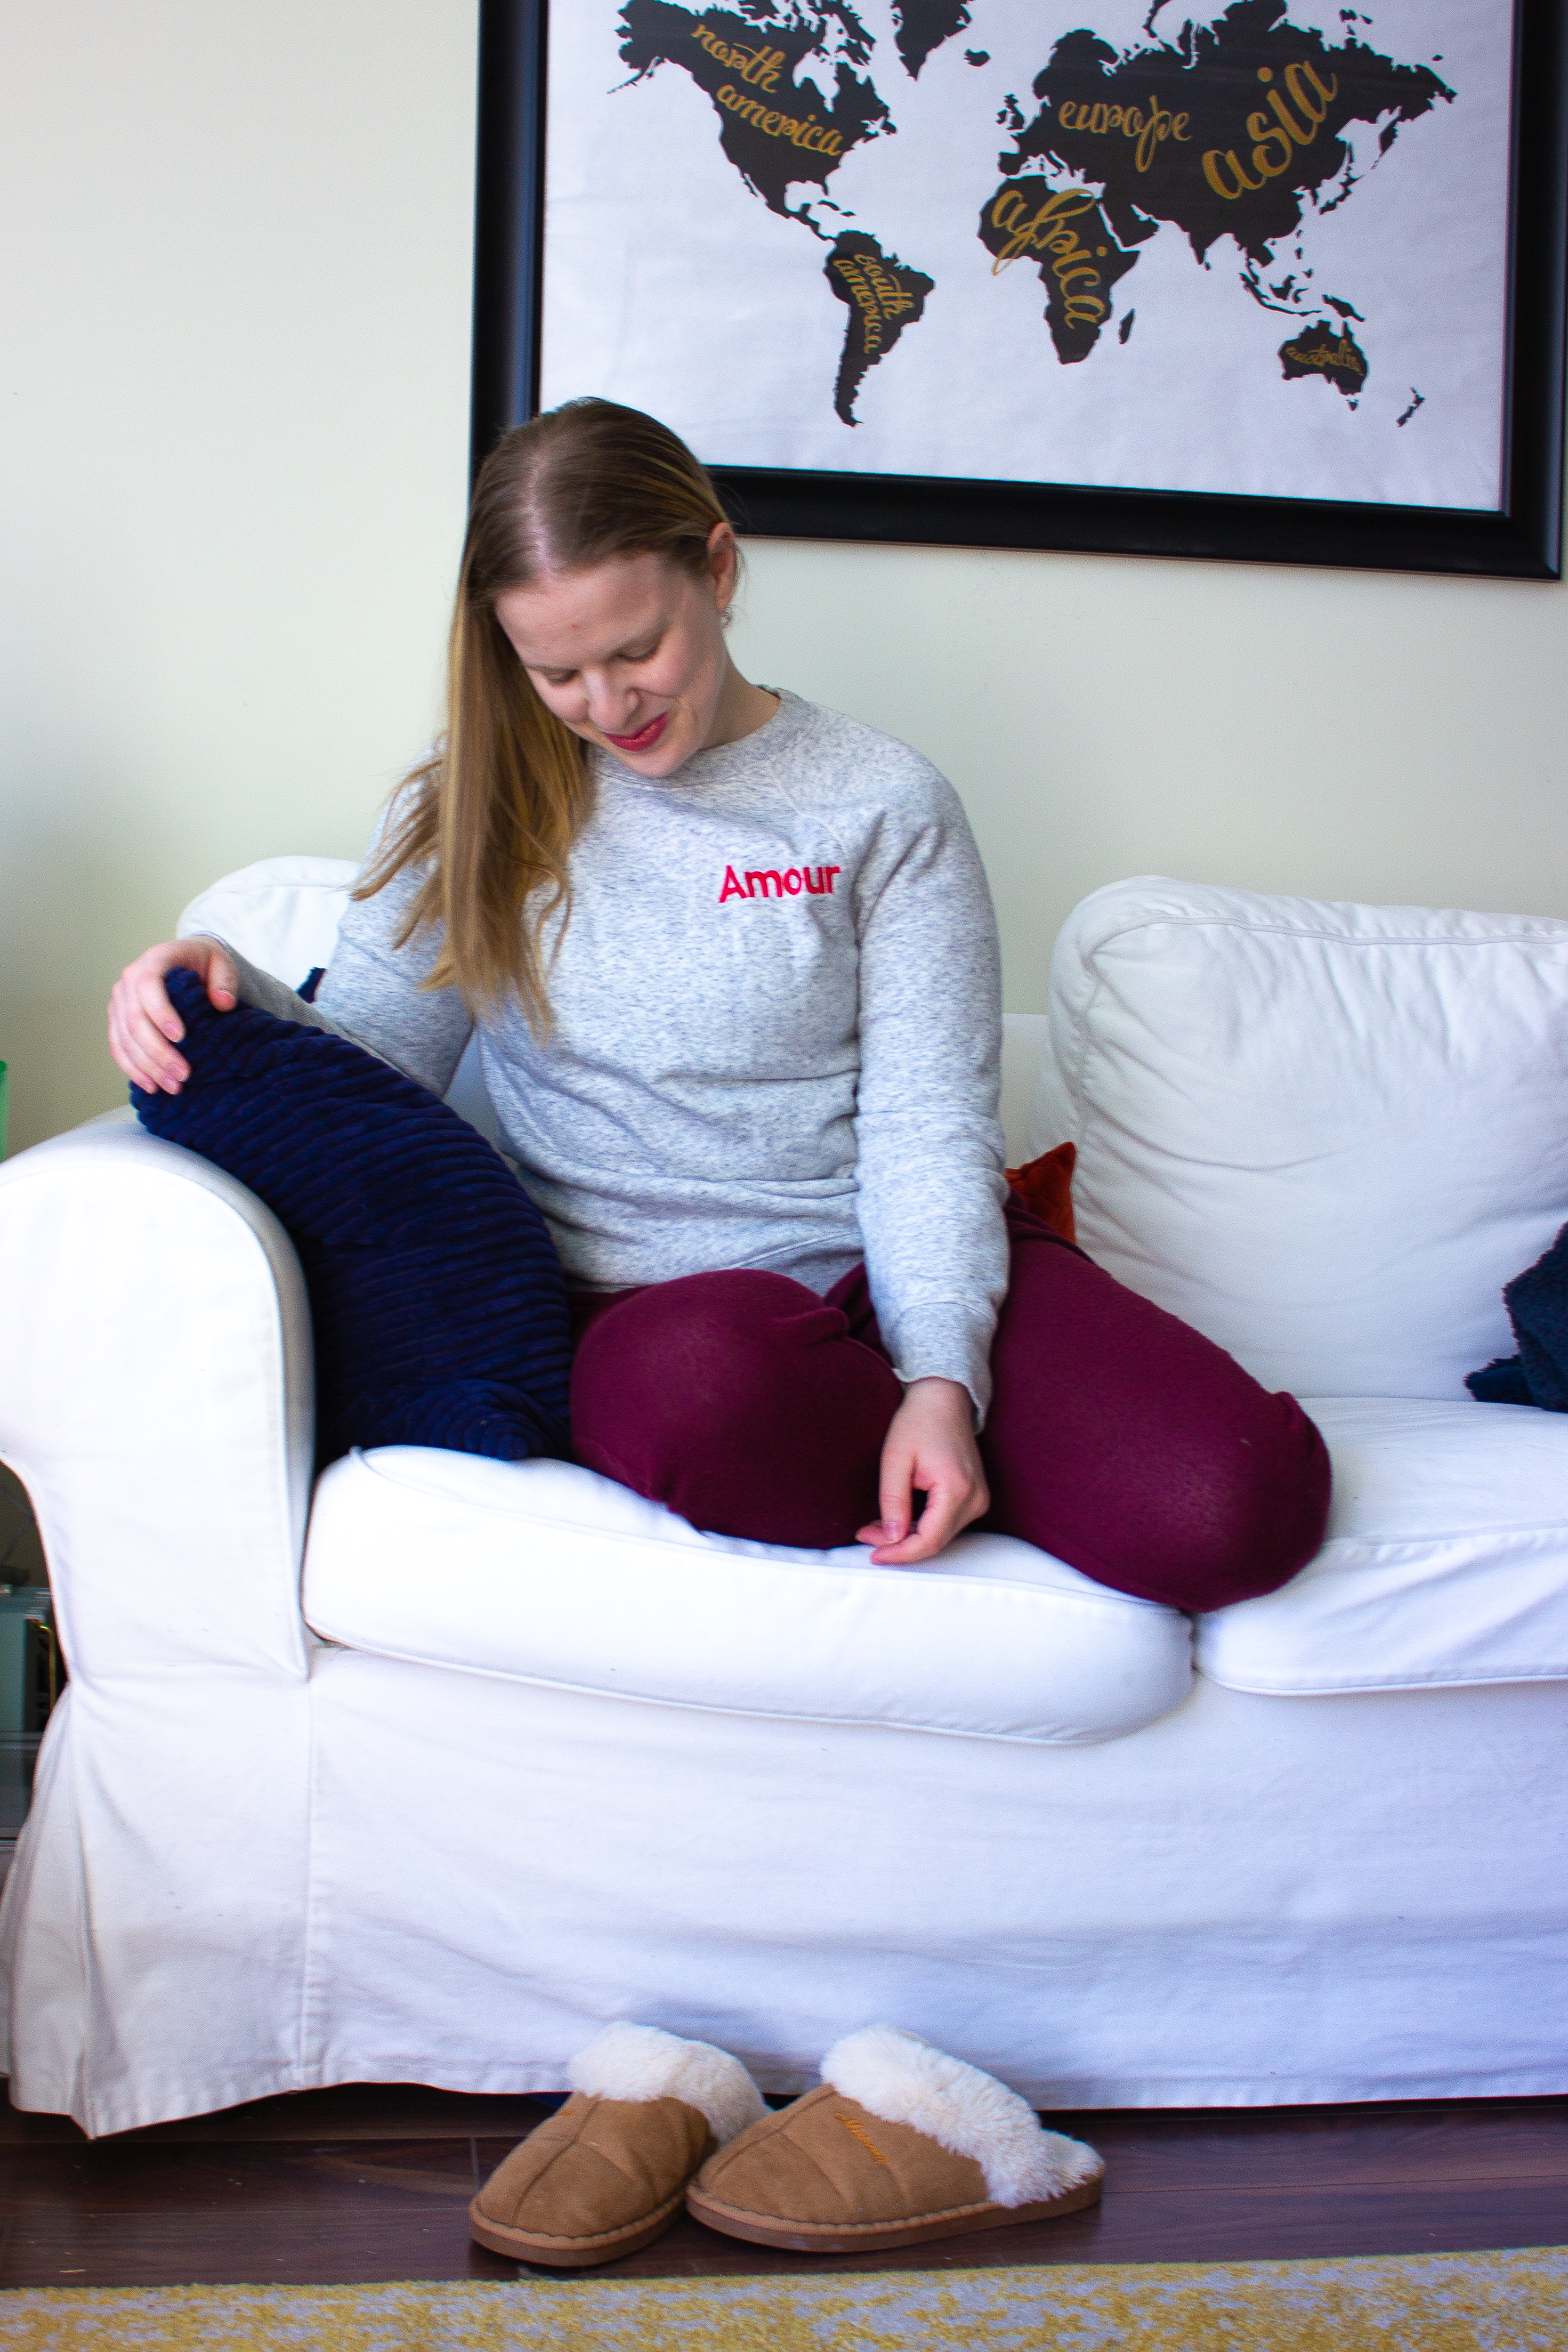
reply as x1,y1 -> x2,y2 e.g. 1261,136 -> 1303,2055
301,1446 -> 1195,1746
1199,1396 -> 1568,1694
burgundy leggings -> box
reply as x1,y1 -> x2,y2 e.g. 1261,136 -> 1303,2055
570,1197 -> 1331,1613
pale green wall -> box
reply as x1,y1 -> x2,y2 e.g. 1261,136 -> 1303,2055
2,2 -> 1565,1154
0,1 -> 478,1151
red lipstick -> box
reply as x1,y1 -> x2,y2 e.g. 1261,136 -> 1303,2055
605,712 -> 670,755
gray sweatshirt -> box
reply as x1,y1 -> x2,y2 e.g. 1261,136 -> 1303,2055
222,691 -> 1009,1413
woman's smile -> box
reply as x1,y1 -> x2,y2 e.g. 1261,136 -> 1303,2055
604,710 -> 671,755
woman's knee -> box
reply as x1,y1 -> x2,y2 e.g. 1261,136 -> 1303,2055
571,1268 -> 900,1545
574,1271 -> 821,1433
1068,1393 -> 1332,1614
1147,1392 -> 1335,1618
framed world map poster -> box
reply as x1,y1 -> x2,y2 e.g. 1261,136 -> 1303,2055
473,0 -> 1566,576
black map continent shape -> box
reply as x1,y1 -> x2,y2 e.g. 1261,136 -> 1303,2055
618,2 -> 890,219
977,185 -> 1148,365
825,232 -> 934,419
1280,323 -> 1368,395
1004,0 -> 1452,268
892,2 -> 972,79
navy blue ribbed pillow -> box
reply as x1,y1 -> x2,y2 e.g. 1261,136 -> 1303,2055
1467,1218 -> 1568,1411
134,969 -> 571,1467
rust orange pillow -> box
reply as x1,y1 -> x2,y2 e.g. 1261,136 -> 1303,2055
1005,1141 -> 1077,1243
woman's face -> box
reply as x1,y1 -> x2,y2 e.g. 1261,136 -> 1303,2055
494,526 -> 742,777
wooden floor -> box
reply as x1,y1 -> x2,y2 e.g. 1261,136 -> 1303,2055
2,2084 -> 1565,2289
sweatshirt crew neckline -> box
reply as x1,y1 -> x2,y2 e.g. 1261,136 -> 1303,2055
595,688 -> 807,793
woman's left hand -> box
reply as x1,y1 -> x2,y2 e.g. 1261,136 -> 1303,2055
858,1377 -> 990,1566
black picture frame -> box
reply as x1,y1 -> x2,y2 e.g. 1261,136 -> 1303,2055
472,0 -> 1567,579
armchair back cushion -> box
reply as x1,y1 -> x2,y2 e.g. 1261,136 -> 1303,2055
1031,879 -> 1568,1401
178,858 -> 356,995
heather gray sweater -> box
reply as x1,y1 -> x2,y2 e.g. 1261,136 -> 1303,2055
223,692 -> 1009,1412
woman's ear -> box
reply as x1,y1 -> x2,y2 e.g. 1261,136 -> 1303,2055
706,519 -> 739,614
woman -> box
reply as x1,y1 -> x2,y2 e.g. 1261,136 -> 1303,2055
109,398 -> 1328,1604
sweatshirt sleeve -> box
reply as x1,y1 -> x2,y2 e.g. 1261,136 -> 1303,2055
851,769 -> 1009,1422
200,834 -> 472,1099
310,851 -> 473,1098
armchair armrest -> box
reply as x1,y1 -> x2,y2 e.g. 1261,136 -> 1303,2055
0,1113 -> 314,1686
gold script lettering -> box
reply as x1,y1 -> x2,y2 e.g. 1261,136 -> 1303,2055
1205,60 -> 1338,198
1246,110 -> 1295,176
1057,91 -> 1190,174
1284,331 -> 1365,378
716,82 -> 841,153
988,188 -> 1108,325
694,22 -> 783,91
1202,148 -> 1263,197
1284,62 -> 1329,126
1266,85 -> 1313,144
831,253 -> 918,353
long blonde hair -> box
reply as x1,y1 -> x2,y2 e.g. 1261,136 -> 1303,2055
357,398 -> 732,1028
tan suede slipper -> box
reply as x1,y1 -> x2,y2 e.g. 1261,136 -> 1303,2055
686,2024 -> 1104,2253
469,2022 -> 766,2267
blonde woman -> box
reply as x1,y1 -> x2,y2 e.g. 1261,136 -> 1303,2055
110,399 -> 1328,1603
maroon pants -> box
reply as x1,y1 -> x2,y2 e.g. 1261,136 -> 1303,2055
570,1197 -> 1331,1612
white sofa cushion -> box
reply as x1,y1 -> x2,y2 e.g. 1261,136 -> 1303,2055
302,1446 -> 1194,1746
1030,878 -> 1568,1401
1199,1396 -> 1568,1694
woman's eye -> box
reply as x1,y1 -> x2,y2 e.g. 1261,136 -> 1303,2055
625,640 -> 661,664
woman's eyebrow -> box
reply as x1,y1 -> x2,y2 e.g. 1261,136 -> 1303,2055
530,620 -> 667,673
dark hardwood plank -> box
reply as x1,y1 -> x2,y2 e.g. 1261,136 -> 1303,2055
3,2086 -> 1565,2290
1039,2102 -> 1568,2192
5,2154 -> 1565,2289
0,2138 -> 506,2288
1,2139 -> 479,2217
0,2084 -> 557,2147
0,2209 -> 517,2290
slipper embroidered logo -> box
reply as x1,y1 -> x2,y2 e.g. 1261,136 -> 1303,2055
719,862 -> 841,902
835,2112 -> 891,2165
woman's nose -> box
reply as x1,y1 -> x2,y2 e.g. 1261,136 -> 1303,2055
583,672 -> 636,732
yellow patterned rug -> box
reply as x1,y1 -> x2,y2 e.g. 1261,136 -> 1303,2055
2,2249 -> 1566,2350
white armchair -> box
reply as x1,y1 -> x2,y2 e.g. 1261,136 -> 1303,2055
3,867 -> 1567,2137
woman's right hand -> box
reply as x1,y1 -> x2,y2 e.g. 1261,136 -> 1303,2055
107,937 -> 240,1094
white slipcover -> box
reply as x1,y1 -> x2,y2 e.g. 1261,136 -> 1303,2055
3,868 -> 1566,2135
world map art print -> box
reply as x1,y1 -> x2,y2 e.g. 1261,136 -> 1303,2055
538,2 -> 1517,511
